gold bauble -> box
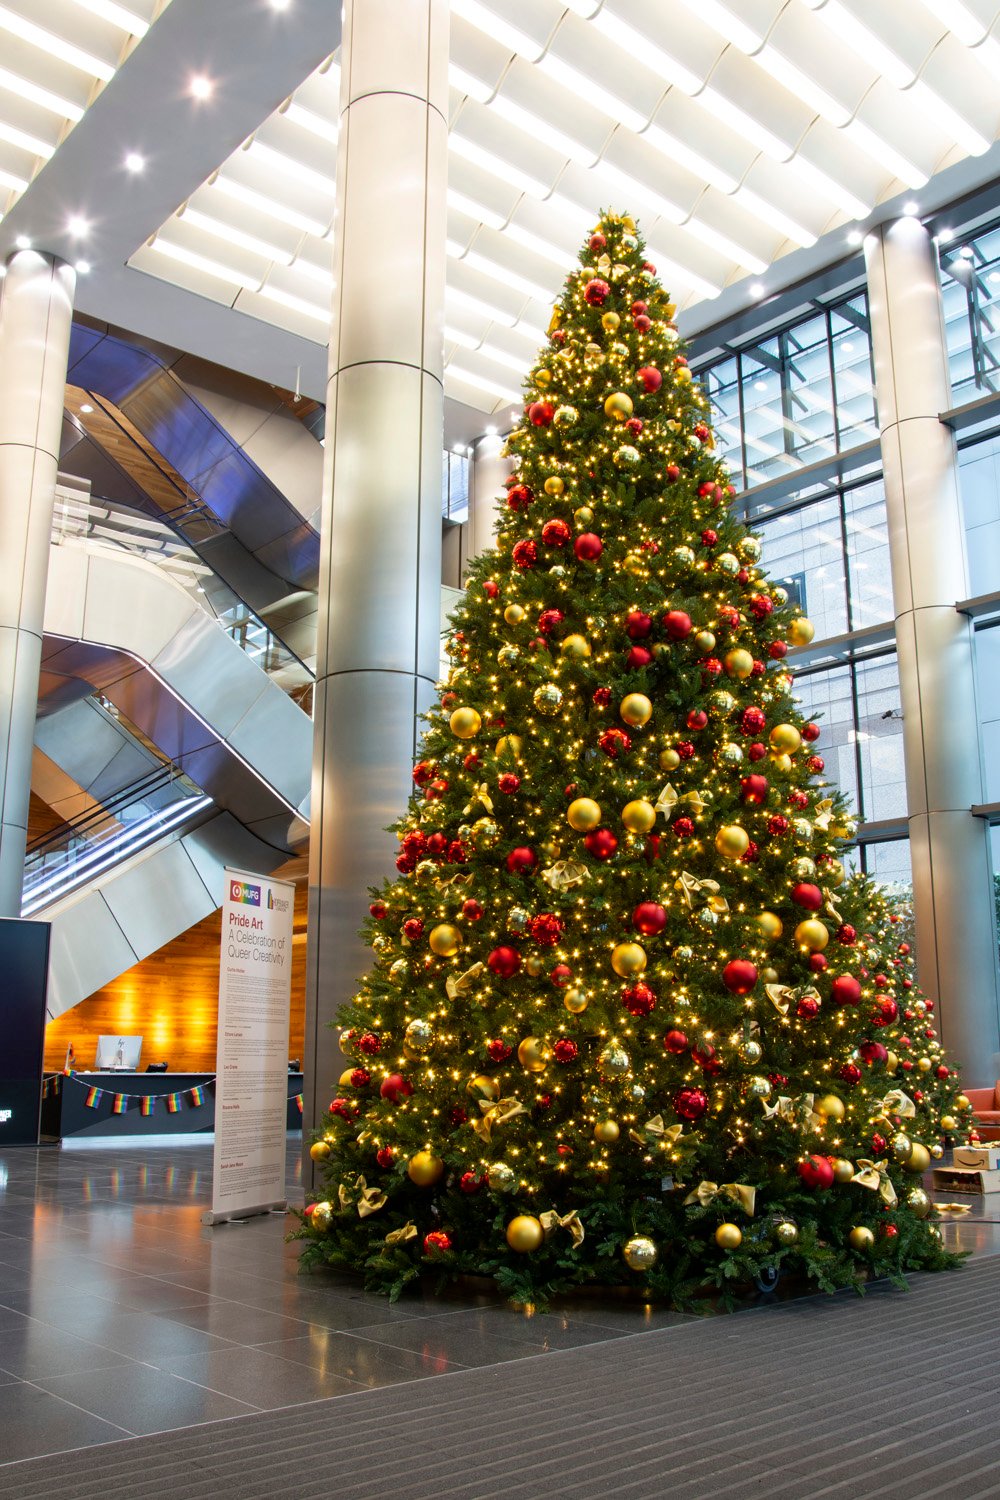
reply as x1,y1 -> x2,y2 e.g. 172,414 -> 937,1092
724,648 -> 755,680
794,918 -> 829,953
622,799 -> 657,834
623,552 -> 645,574
599,1043 -> 631,1075
774,1221 -> 798,1246
917,1056 -> 933,1072
620,693 -> 652,727
832,1158 -> 855,1184
563,987 -> 589,1014
535,368 -> 552,386
429,923 -> 462,957
310,1200 -> 333,1231
533,682 -> 563,716
594,1120 -> 620,1143
449,706 -> 482,739
622,1236 -> 658,1271
567,796 -> 602,832
404,1019 -> 434,1053
907,1187 -> 932,1219
574,506 -> 594,525
715,1223 -> 743,1250
769,723 -> 802,754
815,1094 -> 846,1121
788,616 -> 815,647
611,941 -> 647,978
756,911 -> 783,942
739,1039 -> 763,1064
466,1073 -> 500,1101
848,1226 -> 875,1251
892,1132 -> 912,1162
338,1068 -> 357,1087
824,859 -> 846,886
389,958 -> 410,983
940,1115 -> 957,1132
496,734 -> 523,761
769,752 -> 792,774
956,1094 -> 972,1111
886,1051 -> 899,1075
930,1143 -> 944,1159
471,817 -> 499,849
694,629 -> 716,653
604,391 -> 634,422
525,954 -> 545,977
601,311 -> 621,332
715,824 -> 750,859
309,1140 -> 331,1162
504,604 -> 526,625
906,1142 -> 931,1174
517,1036 -> 551,1073
543,476 -> 564,496
659,748 -> 681,771
488,1162 -> 516,1193
505,1215 -> 544,1253
561,634 -> 592,658
407,1151 -> 444,1187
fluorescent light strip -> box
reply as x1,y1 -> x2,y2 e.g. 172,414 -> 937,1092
756,45 -> 851,127
905,80 -> 989,156
447,363 -> 522,402
0,164 -> 28,193
478,342 -> 531,372
0,67 -> 83,120
244,140 -> 337,194
210,174 -> 330,237
180,207 -> 295,265
256,283 -> 330,322
450,0 -> 544,61
0,119 -> 54,158
148,237 -> 262,290
461,248 -> 553,304
592,5 -> 701,94
449,63 -> 493,104
446,284 -> 518,327
644,245 -> 721,300
915,0 -> 984,45
284,101 -> 339,143
0,6 -> 115,80
784,154 -> 870,220
538,52 -> 647,132
642,122 -> 738,195
732,186 -> 817,248
842,119 -> 926,187
447,188 -> 506,231
292,256 -> 334,286
444,324 -> 481,349
487,90 -> 598,166
696,86 -> 793,160
674,0 -> 762,50
449,130 -> 549,198
501,221 -> 576,267
71,0 -> 149,36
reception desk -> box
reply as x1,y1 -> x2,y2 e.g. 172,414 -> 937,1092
41,1071 -> 304,1140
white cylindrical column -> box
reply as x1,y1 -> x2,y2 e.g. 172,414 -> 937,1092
865,217 -> 1000,1084
303,0 -> 448,1160
0,250 -> 75,915
467,431 -> 512,564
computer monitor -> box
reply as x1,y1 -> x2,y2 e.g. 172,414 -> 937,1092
95,1036 -> 143,1071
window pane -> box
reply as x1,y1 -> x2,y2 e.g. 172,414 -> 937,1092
844,479 -> 892,627
784,312 -> 837,466
830,296 -> 877,447
740,339 -> 788,486
854,654 -> 906,821
940,225 -> 1000,399
793,664 -> 859,810
863,838 -> 913,901
959,435 -> 1000,597
975,624 -> 1000,801
757,497 -> 848,639
703,356 -> 743,491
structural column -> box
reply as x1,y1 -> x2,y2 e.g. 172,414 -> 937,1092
303,0 -> 448,1164
467,430 -> 513,565
0,251 -> 75,916
865,218 -> 1000,1083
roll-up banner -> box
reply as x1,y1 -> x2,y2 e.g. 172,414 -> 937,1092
204,869 -> 294,1225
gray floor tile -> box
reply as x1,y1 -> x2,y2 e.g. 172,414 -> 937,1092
34,1362 -> 259,1435
157,1344 -> 363,1408
157,1299 -> 320,1345
254,1328 -> 470,1386
0,1320 -> 138,1380
0,1382 -> 131,1464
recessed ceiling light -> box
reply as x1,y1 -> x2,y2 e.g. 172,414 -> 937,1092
903,200 -> 920,215
485,425 -> 497,436
67,214 -> 89,237
189,74 -> 213,101
270,0 -> 292,9
847,229 -> 863,246
79,403 -> 94,414
124,151 -> 145,173
750,282 -> 766,297
75,259 -> 91,273
14,233 -> 30,249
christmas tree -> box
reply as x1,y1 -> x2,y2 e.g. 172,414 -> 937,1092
297,211 -> 967,1305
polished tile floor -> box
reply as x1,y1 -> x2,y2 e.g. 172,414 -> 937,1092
0,1136 -> 997,1468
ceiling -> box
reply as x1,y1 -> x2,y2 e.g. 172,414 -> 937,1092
2,0 -> 1000,447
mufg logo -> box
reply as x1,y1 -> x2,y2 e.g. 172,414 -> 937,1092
230,879 -> 261,907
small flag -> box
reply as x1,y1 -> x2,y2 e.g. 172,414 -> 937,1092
113,1094 -> 128,1116
295,1093 -> 304,1115
188,1085 -> 205,1107
165,1092 -> 181,1114
140,1095 -> 155,1118
84,1087 -> 103,1110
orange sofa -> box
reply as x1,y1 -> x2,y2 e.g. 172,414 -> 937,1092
964,1086 -> 1000,1141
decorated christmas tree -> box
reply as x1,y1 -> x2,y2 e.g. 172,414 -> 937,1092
297,211 -> 968,1304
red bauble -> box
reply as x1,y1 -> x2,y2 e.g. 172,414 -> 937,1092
796,996 -> 821,1019
527,401 -> 554,426
874,973 -> 888,989
507,483 -> 533,511
898,941 -> 911,955
459,1170 -> 483,1194
488,945 -> 521,978
637,365 -> 662,392
376,1147 -> 395,1168
625,417 -> 644,436
584,278 -> 610,306
328,1097 -> 355,1120
692,1041 -> 716,1066
643,260 -> 657,275
872,998 -> 899,1027
622,983 -> 657,1016
593,686 -> 612,707
483,580 -> 499,598
350,1068 -> 371,1088
551,964 -> 573,987
463,752 -> 480,771
788,790 -> 809,809
859,1040 -> 889,1065
512,539 -> 538,569
538,607 -> 565,635
497,773 -> 521,795
936,1064 -> 950,1079
741,840 -> 760,863
633,314 -> 651,332
462,899 -> 483,922
748,742 -> 767,762
839,1063 -> 863,1086
717,606 -> 741,631
506,847 -> 537,874
666,464 -> 681,482
750,594 -> 774,620
740,774 -> 769,805
598,727 -> 632,759
423,1231 -> 452,1257
574,532 -> 603,561
553,1039 -> 579,1063
426,832 -> 447,855
838,924 -> 857,945
584,827 -> 619,860
798,1155 -> 834,1189
663,1029 -> 689,1054
694,423 -> 711,443
700,657 -> 723,679
882,1224 -> 899,1240
412,761 -> 435,787
542,518 -> 571,548
830,974 -> 861,1007
403,918 -> 425,942
633,901 -> 667,935
589,232 -> 607,254
674,1087 -> 709,1122
801,722 -> 821,742
871,1132 -> 888,1154
791,882 -> 823,911
807,755 -> 825,774
673,817 -> 695,838
425,778 -> 448,801
768,641 -> 788,660
486,1039 -> 512,1063
357,1031 -> 382,1055
741,706 -> 766,735
676,741 -> 695,760
808,954 -> 827,972
626,609 -> 653,639
449,1105 -> 469,1126
723,959 -> 758,995
687,709 -> 709,730
700,528 -> 718,547
627,645 -> 653,669
663,610 -> 693,639
379,1074 -> 413,1103
751,660 -> 765,677
529,913 -> 564,946
369,901 -> 387,919
631,300 -> 648,317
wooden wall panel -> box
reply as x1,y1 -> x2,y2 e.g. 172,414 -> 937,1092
44,882 -> 308,1074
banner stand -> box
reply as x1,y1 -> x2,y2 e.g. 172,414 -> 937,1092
203,868 -> 295,1227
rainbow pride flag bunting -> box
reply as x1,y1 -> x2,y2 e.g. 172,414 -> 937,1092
84,1087 -> 103,1110
188,1085 -> 205,1107
140,1095 -> 155,1117
113,1094 -> 128,1116
295,1094 -> 304,1115
165,1092 -> 181,1114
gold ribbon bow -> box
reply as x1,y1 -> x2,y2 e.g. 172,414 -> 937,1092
654,783 -> 678,818
470,1096 -> 525,1142
596,253 -> 612,275
339,1175 -> 388,1218
823,891 -> 842,925
681,789 -> 706,815
683,1181 -> 757,1216
935,1202 -> 970,1214
547,304 -> 563,336
629,1115 -> 684,1148
446,961 -> 486,1002
762,1094 -> 794,1120
765,984 -> 794,1017
854,1159 -> 898,1207
540,1208 -> 586,1247
384,1222 -> 419,1245
463,783 -> 494,816
812,798 -> 835,831
763,1093 -> 819,1126
675,871 -> 729,913
881,1089 -> 916,1119
540,859 -> 588,891
434,870 -> 473,892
